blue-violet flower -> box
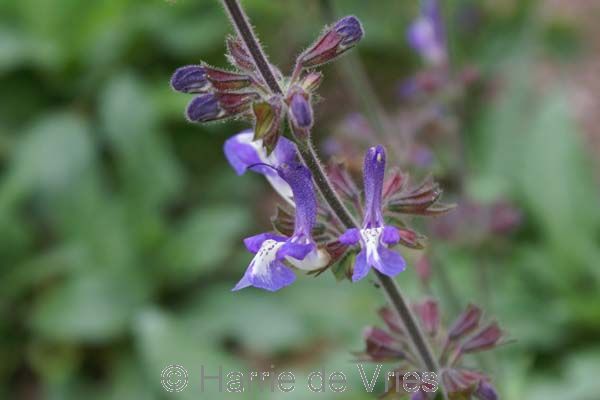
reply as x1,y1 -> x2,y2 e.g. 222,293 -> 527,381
339,145 -> 406,281
233,162 -> 328,291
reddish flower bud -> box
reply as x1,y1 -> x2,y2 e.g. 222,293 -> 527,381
448,304 -> 482,340
298,71 -> 323,93
386,175 -> 454,216
397,228 -> 426,249
204,65 -> 252,91
442,368 -> 481,393
415,298 -> 439,336
363,326 -> 405,361
462,322 -> 503,353
382,168 -> 405,200
226,35 -> 256,71
415,254 -> 431,285
378,307 -> 405,336
297,16 -> 363,68
216,92 -> 257,114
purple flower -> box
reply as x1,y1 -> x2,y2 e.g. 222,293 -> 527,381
339,146 -> 406,282
170,65 -> 209,93
224,130 -> 297,204
407,0 -> 447,67
233,162 -> 328,291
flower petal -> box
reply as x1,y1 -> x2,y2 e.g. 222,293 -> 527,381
232,268 -> 253,291
372,246 -> 406,277
243,233 -> 286,253
277,163 -> 317,239
339,228 -> 361,245
363,145 -> 386,227
233,239 -> 296,292
277,241 -> 314,260
248,260 -> 296,292
224,130 -> 263,175
381,225 -> 401,245
351,250 -> 370,282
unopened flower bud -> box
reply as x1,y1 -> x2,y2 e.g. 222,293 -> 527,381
334,16 -> 364,46
415,255 -> 431,285
461,322 -> 502,353
204,65 -> 252,91
186,93 -> 222,122
475,380 -> 499,400
363,327 -> 405,361
288,89 -> 313,131
297,16 -> 363,68
411,391 -> 428,400
397,228 -> 426,249
171,65 -> 209,93
415,298 -> 439,336
448,304 -> 482,340
226,35 -> 256,71
216,92 -> 257,114
299,71 -> 323,93
186,92 -> 256,123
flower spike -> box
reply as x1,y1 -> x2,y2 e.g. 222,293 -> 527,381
361,299 -> 506,398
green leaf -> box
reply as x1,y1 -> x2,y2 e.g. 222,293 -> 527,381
29,270 -> 148,343
158,206 -> 251,283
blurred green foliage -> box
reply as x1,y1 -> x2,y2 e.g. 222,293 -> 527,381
0,0 -> 599,399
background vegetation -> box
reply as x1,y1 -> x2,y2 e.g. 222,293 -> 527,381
1,0 -> 599,399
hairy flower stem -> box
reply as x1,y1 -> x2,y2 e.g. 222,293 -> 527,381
220,0 -> 441,379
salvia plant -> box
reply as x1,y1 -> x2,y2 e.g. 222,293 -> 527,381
170,0 -> 506,398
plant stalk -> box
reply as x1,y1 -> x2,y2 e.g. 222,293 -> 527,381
220,0 -> 441,378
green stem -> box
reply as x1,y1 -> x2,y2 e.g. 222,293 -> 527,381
220,0 -> 441,379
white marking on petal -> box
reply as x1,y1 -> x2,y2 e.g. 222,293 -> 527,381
288,248 -> 330,271
238,133 -> 294,205
360,227 -> 384,266
250,239 -> 286,279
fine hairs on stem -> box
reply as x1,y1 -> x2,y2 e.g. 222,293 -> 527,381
220,0 -> 443,387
